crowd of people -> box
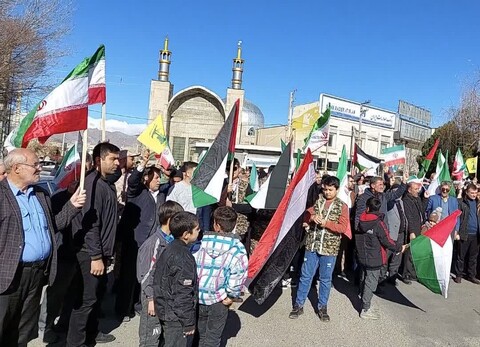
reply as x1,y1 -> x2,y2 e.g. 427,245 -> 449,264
0,142 -> 479,347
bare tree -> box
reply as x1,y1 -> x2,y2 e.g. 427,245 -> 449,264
0,0 -> 72,148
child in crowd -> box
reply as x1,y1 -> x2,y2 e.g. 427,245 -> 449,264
421,207 -> 442,234
153,212 -> 200,347
194,206 -> 248,347
137,201 -> 184,347
356,197 -> 405,320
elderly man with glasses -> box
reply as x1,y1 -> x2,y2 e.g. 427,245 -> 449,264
0,148 -> 85,346
425,181 -> 460,237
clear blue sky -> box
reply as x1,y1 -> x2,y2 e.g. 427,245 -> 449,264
57,0 -> 480,130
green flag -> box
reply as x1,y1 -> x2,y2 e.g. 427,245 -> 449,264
303,106 -> 330,152
336,145 -> 351,208
281,139 -> 287,152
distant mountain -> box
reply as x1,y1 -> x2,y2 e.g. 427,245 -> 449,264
48,128 -> 141,150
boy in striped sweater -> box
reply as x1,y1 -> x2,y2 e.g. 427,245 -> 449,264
193,206 -> 248,347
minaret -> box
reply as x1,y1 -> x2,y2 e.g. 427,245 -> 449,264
148,37 -> 174,125
158,37 -> 172,82
225,41 -> 246,144
231,41 -> 244,89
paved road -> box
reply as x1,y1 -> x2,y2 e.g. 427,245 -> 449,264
31,276 -> 480,347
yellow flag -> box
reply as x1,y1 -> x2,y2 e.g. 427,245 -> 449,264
466,157 -> 478,174
137,114 -> 169,154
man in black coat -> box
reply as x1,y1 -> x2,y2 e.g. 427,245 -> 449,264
401,180 -> 428,283
115,152 -> 163,321
67,142 -> 120,346
0,148 -> 85,346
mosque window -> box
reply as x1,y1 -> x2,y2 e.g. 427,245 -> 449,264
172,136 -> 186,161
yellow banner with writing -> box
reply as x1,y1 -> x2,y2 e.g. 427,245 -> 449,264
466,157 -> 478,174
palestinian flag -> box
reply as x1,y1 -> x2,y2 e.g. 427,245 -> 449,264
8,46 -> 105,148
281,139 -> 287,152
190,100 -> 239,208
303,106 -> 330,152
246,142 -> 292,209
247,149 -> 316,304
452,148 -> 467,181
381,144 -> 406,166
418,138 -> 440,178
411,210 -> 460,298
249,162 -> 259,192
53,141 -> 81,189
353,144 -> 381,172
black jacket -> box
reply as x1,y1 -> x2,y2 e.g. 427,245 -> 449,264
118,167 -> 162,247
354,184 -> 407,230
153,239 -> 198,332
355,212 -> 400,269
72,170 -> 118,259
458,197 -> 480,241
402,192 -> 427,237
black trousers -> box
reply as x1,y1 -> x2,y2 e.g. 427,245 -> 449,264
115,240 -> 140,318
161,321 -> 193,347
455,234 -> 479,278
401,248 -> 417,280
380,233 -> 404,280
197,302 -> 229,347
66,251 -> 107,347
0,261 -> 47,347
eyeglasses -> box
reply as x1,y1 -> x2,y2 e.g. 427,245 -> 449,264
441,188 -> 450,192
18,162 -> 42,170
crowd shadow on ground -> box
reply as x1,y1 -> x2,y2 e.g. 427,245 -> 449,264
238,286 -> 283,318
332,274 -> 425,313
221,310 -> 242,347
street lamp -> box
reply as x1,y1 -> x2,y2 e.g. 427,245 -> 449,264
357,100 -> 371,146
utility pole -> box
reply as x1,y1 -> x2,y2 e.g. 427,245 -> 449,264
357,100 -> 371,146
287,89 -> 296,141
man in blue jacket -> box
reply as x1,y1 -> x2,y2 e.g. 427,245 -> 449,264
425,181 -> 460,236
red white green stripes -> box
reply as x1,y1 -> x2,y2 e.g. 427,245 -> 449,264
10,45 -> 106,148
381,144 -> 406,166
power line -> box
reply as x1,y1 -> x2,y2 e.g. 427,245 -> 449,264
88,109 -> 148,121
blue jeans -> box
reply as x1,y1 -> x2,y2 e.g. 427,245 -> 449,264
295,251 -> 336,309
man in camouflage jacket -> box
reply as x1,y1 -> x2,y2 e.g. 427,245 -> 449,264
289,176 -> 349,322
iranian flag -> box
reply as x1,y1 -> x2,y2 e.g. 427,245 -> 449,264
53,141 -> 81,189
353,144 -> 381,172
247,149 -> 316,304
8,45 -> 106,148
411,210 -> 461,298
452,148 -> 467,181
418,138 -> 440,178
303,106 -> 330,152
246,142 -> 291,209
381,144 -> 406,166
190,100 -> 239,208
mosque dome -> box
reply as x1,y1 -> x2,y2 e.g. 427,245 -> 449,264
224,98 -> 265,136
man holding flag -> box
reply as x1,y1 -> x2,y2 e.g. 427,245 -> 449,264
289,176 -> 350,322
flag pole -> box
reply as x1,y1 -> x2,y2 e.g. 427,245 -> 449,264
79,129 -> 88,191
101,103 -> 106,141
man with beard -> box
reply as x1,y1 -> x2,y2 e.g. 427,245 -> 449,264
67,142 -> 120,346
115,151 -> 163,321
354,175 -> 408,231
401,177 -> 428,284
